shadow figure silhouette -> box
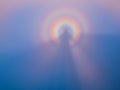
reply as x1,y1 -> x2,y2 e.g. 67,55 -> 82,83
46,28 -> 81,90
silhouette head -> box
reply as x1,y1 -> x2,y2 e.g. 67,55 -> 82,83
59,26 -> 73,42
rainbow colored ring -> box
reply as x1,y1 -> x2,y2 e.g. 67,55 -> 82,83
50,17 -> 81,44
41,8 -> 89,45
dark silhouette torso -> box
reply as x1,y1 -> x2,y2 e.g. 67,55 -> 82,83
47,30 -> 81,90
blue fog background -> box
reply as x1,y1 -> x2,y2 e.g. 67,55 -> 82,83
0,5 -> 120,90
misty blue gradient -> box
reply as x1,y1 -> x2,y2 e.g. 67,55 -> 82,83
0,4 -> 120,90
